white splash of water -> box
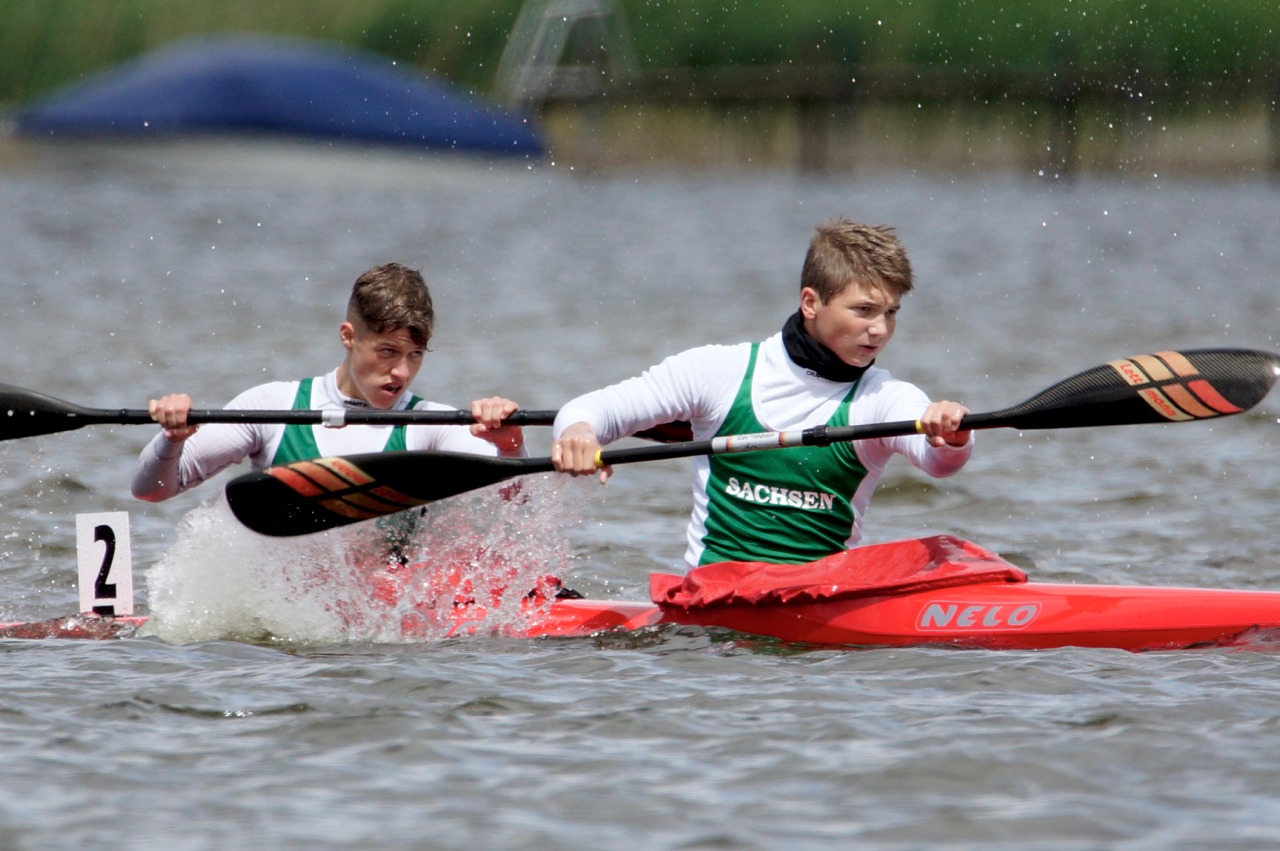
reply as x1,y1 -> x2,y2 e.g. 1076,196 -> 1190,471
143,474 -> 592,645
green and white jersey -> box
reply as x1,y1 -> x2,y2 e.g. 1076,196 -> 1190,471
700,343 -> 866,565
554,332 -> 972,569
270,377 -> 423,464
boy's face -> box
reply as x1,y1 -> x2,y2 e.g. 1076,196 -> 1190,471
800,280 -> 900,368
337,320 -> 425,408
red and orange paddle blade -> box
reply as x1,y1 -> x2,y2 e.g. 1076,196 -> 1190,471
955,348 -> 1280,432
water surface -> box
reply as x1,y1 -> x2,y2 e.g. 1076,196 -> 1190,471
0,138 -> 1278,849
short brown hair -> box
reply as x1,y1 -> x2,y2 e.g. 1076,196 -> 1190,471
800,218 -> 913,302
347,263 -> 435,348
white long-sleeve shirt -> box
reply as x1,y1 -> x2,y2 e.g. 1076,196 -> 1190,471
554,332 -> 972,568
132,368 -> 525,502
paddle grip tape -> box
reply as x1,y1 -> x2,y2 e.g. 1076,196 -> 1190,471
711,430 -> 805,453
322,410 -> 347,428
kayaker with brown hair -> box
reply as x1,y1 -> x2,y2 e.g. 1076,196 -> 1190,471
551,218 -> 972,569
132,262 -> 526,502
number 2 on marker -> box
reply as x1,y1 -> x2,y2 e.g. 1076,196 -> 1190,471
76,512 -> 134,616
92,524 -> 117,613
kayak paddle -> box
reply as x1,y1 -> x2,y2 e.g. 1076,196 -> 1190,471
0,384 -> 691,443
226,347 -> 1280,537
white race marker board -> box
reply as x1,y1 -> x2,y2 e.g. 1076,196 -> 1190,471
76,512 -> 134,616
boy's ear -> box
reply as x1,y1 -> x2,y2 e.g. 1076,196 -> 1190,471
799,287 -> 822,320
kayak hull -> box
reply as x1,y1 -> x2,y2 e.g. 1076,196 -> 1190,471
17,580 -> 1275,651
523,581 -> 1280,651
650,582 -> 1280,651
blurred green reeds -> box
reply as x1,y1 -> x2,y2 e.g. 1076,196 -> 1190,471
2,0 -> 1276,105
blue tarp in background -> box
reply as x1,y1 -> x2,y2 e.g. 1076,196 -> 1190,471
15,36 -> 543,158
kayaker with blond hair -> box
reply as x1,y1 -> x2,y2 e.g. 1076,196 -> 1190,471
551,218 -> 972,569
132,262 -> 526,502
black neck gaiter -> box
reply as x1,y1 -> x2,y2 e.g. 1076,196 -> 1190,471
781,311 -> 872,383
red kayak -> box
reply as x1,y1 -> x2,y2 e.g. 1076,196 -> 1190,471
528,583 -> 1280,652
7,536 -> 1279,651
525,535 -> 1280,651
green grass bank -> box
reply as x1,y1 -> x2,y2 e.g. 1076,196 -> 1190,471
3,0 -> 1277,105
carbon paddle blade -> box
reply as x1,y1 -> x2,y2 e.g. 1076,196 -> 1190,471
0,384 -> 147,441
225,451 -> 555,537
963,348 -> 1280,431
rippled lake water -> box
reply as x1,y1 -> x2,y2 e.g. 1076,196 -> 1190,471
0,138 -> 1278,848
